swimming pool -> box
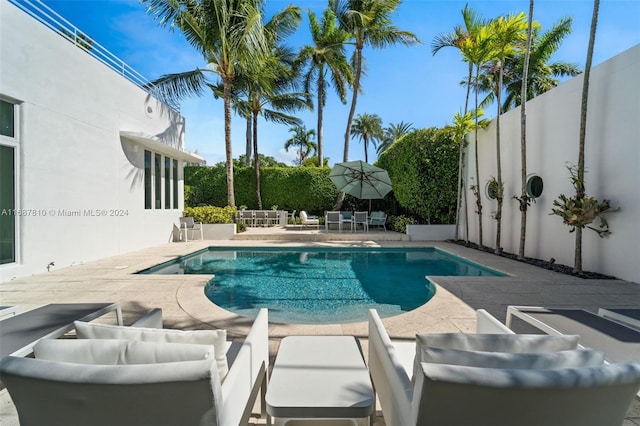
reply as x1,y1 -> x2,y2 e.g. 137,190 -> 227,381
139,247 -> 504,324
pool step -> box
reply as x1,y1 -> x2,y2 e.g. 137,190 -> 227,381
233,227 -> 408,242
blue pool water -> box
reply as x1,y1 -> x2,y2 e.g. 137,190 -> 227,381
139,247 -> 504,323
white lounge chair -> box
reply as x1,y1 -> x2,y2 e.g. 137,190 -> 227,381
0,303 -> 123,358
367,309 -> 639,426
0,308 -> 269,426
299,211 -> 319,229
179,216 -> 203,241
412,361 -> 640,426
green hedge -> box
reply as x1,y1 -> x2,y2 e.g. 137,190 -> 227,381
183,206 -> 236,224
377,127 -> 458,224
185,166 -> 341,216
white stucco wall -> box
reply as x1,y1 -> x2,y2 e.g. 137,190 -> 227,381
462,44 -> 640,282
0,1 -> 196,280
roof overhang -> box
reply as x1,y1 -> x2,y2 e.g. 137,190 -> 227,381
119,131 -> 204,164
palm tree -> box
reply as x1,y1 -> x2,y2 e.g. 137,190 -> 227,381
459,23 -> 494,247
486,12 -> 528,254
432,5 -> 486,241
351,113 -> 383,163
297,8 -> 352,168
447,111 -> 478,243
239,6 -> 309,209
502,17 -> 580,111
143,0 -> 268,208
575,0 -> 600,272
284,125 -> 317,165
517,0 -> 535,260
377,121 -> 413,155
330,0 -> 421,163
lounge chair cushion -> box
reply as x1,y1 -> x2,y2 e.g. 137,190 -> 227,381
412,362 -> 640,426
34,338 -> 215,365
0,356 -> 222,426
420,347 -> 605,369
414,333 -> 580,383
74,321 -> 228,380
416,333 -> 579,352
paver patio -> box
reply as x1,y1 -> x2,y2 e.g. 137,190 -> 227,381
1,231 -> 638,425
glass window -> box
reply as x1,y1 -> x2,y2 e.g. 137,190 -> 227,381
154,153 -> 162,209
173,159 -> 178,209
0,100 -> 14,137
144,150 -> 152,209
164,157 -> 171,209
526,175 -> 544,198
0,145 -> 15,264
485,179 -> 498,200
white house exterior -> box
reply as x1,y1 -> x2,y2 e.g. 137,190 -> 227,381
462,44 -> 639,283
0,0 -> 202,281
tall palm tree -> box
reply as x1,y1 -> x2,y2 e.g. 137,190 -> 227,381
330,0 -> 421,163
432,5 -> 486,241
377,121 -> 413,155
351,113 -> 383,163
501,18 -> 580,111
486,12 -> 528,254
447,111 -> 479,243
297,8 -> 352,168
575,0 -> 600,272
239,6 -> 308,209
284,125 -> 317,165
143,0 -> 268,208
517,0 -> 535,260
460,23 -> 494,247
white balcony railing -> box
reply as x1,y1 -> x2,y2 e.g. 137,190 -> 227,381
8,0 -> 154,93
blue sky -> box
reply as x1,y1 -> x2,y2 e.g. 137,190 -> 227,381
41,0 -> 640,166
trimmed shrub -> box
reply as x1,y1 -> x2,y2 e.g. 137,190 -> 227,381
377,127 -> 458,224
183,206 -> 236,224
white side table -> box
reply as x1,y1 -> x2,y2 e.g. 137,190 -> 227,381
266,336 -> 375,425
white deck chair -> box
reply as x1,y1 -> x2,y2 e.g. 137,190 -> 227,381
299,211 -> 319,229
0,309 -> 270,426
179,217 -> 203,241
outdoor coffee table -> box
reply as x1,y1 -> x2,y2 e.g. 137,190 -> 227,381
266,336 -> 375,425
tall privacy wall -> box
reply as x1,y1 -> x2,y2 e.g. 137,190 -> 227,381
463,44 -> 639,283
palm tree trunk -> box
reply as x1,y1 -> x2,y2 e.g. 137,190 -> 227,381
245,116 -> 252,166
317,71 -> 325,167
253,111 -> 262,209
343,42 -> 363,162
223,77 -> 235,208
495,61 -> 504,254
363,135 -> 369,163
336,42 -> 363,211
474,65 -> 483,247
575,0 -> 599,272
463,63 -> 474,243
518,0 -> 535,260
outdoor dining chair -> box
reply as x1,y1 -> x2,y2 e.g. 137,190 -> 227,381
353,211 -> 368,232
325,211 -> 343,232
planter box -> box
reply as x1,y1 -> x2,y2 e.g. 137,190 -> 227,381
202,223 -> 236,240
172,223 -> 236,242
406,224 -> 454,241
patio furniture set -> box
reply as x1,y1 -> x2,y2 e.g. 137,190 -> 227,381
236,210 -> 288,228
1,304 -> 639,425
298,210 -> 388,232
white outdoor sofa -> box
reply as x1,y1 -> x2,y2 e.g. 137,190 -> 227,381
368,309 -> 640,426
0,308 -> 269,426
